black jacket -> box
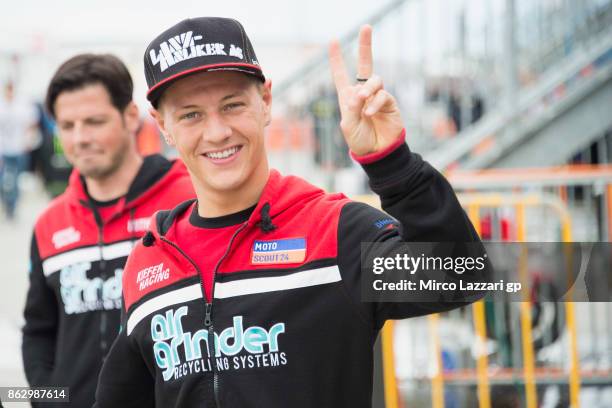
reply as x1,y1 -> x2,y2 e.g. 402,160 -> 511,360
22,155 -> 194,408
95,139 -> 487,407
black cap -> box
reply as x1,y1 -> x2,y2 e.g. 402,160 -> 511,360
144,17 -> 265,106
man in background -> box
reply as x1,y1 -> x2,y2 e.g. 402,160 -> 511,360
22,54 -> 194,407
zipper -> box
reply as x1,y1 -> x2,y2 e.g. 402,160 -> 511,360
89,206 -> 105,270
82,203 -> 111,358
83,199 -> 136,358
160,221 -> 248,408
158,236 -> 212,405
208,222 -> 248,408
204,303 -> 213,326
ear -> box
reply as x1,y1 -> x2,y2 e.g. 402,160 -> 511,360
149,106 -> 175,146
262,79 -> 272,126
123,102 -> 140,134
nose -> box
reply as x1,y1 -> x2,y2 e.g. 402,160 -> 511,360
202,112 -> 232,145
72,122 -> 92,146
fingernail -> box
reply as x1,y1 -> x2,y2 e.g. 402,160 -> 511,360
365,107 -> 374,115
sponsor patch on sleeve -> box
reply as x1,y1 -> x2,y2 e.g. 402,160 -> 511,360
374,218 -> 396,229
251,238 -> 306,265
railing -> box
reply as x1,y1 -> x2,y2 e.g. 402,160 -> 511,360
268,0 -> 612,181
426,34 -> 612,171
359,164 -> 612,407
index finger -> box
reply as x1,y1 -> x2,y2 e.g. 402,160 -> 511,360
328,40 -> 350,92
357,25 -> 373,80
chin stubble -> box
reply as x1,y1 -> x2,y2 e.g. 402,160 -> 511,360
79,139 -> 130,180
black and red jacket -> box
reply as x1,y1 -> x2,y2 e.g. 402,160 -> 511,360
22,154 -> 195,408
95,137 -> 486,407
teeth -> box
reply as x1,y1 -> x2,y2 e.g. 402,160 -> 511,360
205,146 -> 239,159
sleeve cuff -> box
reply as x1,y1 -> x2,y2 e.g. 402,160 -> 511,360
350,129 -> 407,165
357,129 -> 419,191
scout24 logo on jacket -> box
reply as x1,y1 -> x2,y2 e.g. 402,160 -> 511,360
152,306 -> 287,381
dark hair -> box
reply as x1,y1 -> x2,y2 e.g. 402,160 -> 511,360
45,53 -> 133,118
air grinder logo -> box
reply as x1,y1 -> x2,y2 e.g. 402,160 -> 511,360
60,262 -> 122,314
150,30 -> 245,72
151,306 -> 287,381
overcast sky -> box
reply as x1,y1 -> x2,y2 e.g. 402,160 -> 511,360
0,0 -> 410,98
0,0 -> 393,47
1,0 -> 502,104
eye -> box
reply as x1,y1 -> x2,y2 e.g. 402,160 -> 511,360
180,111 -> 201,121
223,102 -> 245,112
88,118 -> 107,126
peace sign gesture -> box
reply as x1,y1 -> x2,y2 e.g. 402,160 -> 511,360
329,25 -> 404,156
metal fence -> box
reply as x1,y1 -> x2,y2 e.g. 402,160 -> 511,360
363,164 -> 612,407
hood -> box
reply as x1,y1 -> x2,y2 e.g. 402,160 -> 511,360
147,169 -> 342,243
65,154 -> 188,214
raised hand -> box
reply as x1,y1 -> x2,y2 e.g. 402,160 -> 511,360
328,25 -> 404,156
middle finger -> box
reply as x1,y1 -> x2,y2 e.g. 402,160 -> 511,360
357,25 -> 373,80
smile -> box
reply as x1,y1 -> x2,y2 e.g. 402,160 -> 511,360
203,145 -> 242,161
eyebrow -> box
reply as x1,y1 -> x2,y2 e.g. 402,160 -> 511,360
220,91 -> 246,102
57,114 -> 108,123
178,104 -> 200,110
177,91 -> 246,110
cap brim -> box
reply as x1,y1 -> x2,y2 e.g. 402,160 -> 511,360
147,63 -> 265,107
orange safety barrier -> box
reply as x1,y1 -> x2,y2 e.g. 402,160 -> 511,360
265,116 -> 314,151
136,119 -> 162,155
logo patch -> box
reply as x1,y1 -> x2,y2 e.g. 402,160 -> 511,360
149,30 -> 244,72
127,217 -> 151,233
136,262 -> 170,291
251,238 -> 306,265
60,263 -> 122,314
374,218 -> 396,229
52,226 -> 81,249
151,307 -> 287,381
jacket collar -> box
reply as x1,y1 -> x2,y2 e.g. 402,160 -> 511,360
152,169 -> 328,240
66,154 -> 184,214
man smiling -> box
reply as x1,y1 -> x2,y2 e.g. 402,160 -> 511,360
152,70 -> 270,218
95,17 -> 485,407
